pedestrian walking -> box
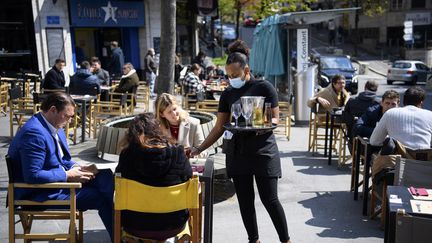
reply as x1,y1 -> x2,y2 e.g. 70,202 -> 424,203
109,41 -> 125,78
144,48 -> 157,97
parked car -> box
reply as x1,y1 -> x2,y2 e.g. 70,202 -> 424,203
387,60 -> 431,85
215,26 -> 236,47
313,55 -> 359,94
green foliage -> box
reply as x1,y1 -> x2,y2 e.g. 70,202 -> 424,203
360,0 -> 388,16
248,0 -> 316,20
219,0 -> 237,23
212,55 -> 228,66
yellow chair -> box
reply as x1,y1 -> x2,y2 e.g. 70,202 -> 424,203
114,175 -> 201,243
6,156 -> 84,243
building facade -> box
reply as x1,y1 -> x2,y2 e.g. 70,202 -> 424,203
0,0 -> 199,80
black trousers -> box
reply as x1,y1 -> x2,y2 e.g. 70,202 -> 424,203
232,175 -> 290,242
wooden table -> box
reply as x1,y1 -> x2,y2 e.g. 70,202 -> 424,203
70,95 -> 97,143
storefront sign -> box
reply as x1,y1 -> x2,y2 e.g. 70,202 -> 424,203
297,28 -> 309,73
405,12 -> 431,26
47,16 -> 60,25
69,0 -> 145,27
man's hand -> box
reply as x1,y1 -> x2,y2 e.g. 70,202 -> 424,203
66,167 -> 94,183
80,164 -> 99,175
317,97 -> 331,109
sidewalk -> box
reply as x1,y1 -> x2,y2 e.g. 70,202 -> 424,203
0,117 -> 384,242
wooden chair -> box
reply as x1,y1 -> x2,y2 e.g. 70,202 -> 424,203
370,148 -> 432,228
109,86 -> 137,115
395,209 -> 432,243
183,93 -> 197,110
278,101 -> 292,140
350,136 -> 370,199
135,82 -> 150,111
307,104 -> 328,153
92,93 -> 128,138
65,104 -> 79,145
114,174 -> 202,243
196,100 -> 219,113
0,83 -> 9,115
6,155 -> 84,243
8,87 -> 35,137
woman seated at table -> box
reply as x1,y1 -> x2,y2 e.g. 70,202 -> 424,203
115,113 -> 192,240
307,74 -> 350,114
156,93 -> 207,157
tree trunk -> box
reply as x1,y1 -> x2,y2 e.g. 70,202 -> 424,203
235,0 -> 241,39
157,0 -> 176,94
354,0 -> 359,57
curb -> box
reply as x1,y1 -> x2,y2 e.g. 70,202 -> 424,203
353,60 -> 387,77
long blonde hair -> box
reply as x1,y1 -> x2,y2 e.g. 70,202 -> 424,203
155,93 -> 189,132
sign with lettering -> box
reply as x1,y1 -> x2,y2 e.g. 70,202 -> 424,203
69,0 -> 145,27
297,28 -> 309,73
47,16 -> 60,25
405,12 -> 431,26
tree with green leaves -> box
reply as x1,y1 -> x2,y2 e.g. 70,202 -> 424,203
248,0 -> 316,20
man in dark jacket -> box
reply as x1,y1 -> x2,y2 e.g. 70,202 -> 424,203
69,61 -> 101,95
343,80 -> 379,147
91,57 -> 110,85
353,90 -> 400,138
144,48 -> 157,97
43,59 -> 66,90
109,41 -> 125,77
115,63 -> 139,93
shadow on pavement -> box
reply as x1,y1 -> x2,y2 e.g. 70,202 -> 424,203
291,156 -> 351,176
48,229 -> 110,243
214,178 -> 236,204
298,190 -> 383,239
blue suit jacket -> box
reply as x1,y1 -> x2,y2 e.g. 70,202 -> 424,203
8,113 -> 76,200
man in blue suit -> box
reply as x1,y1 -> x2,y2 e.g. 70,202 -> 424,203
8,92 -> 113,240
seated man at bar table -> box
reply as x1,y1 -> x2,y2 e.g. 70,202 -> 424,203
114,62 -> 139,93
343,80 -> 379,146
307,74 -> 350,114
91,57 -> 110,85
7,92 -> 114,240
69,61 -> 101,95
370,87 -> 432,150
353,90 -> 399,139
43,58 -> 66,90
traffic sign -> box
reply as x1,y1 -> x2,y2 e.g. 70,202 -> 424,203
404,28 -> 413,34
403,34 -> 413,41
404,20 -> 413,28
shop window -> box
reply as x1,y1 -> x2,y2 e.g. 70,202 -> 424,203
391,0 -> 403,10
411,0 -> 425,9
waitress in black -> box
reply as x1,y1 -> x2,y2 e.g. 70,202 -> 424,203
190,41 -> 290,243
